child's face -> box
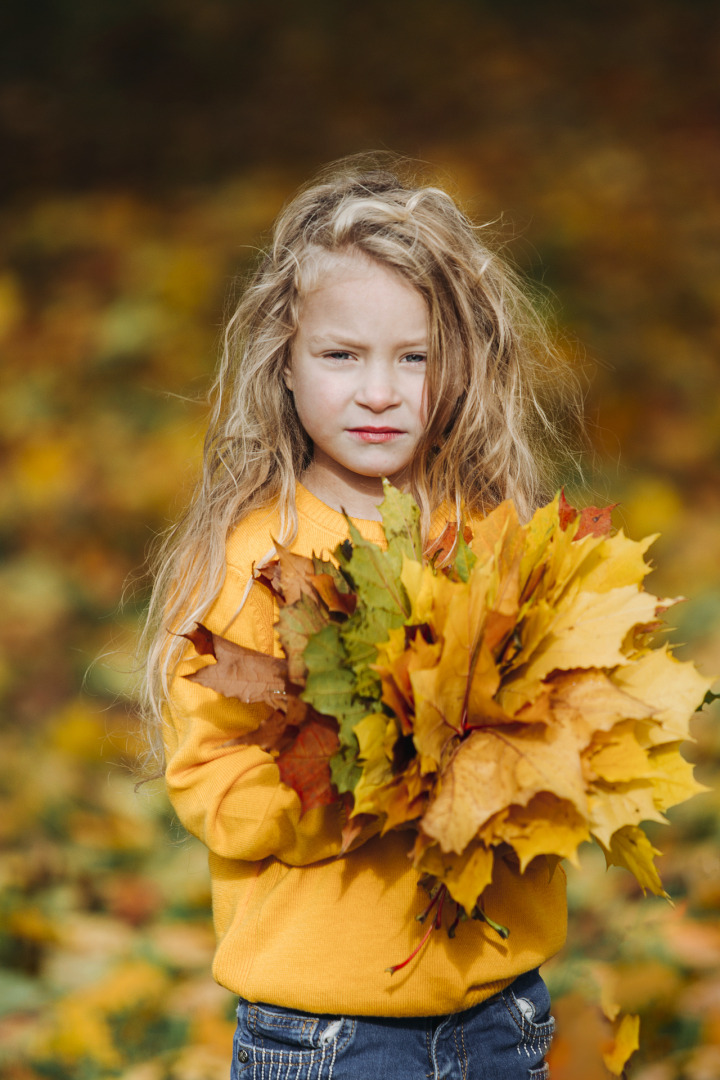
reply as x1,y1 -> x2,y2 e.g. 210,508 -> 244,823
285,250 -> 428,508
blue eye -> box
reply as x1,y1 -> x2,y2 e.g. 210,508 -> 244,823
403,353 -> 427,364
327,351 -> 354,361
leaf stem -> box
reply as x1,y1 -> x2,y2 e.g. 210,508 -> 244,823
387,885 -> 448,975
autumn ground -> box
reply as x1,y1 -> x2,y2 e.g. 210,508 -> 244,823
1,3 -> 720,1078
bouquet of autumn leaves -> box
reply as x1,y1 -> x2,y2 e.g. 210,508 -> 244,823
185,483 -> 712,955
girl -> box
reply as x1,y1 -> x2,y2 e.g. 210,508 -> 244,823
141,158 -> 582,1079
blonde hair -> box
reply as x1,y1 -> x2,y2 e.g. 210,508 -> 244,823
138,155 -> 584,770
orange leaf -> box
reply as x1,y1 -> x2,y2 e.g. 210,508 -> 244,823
577,504 -> 616,540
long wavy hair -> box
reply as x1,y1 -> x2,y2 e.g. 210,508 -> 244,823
138,155 -> 584,770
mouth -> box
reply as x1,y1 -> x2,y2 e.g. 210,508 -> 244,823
347,427 -> 405,443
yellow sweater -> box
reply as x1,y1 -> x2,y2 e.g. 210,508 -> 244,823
163,484 -> 567,1017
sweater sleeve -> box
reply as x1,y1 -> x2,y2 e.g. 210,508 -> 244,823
162,563 -> 345,866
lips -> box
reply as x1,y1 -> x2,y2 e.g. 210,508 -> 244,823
347,427 -> 405,443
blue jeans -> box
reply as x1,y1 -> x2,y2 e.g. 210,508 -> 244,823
231,968 -> 554,1079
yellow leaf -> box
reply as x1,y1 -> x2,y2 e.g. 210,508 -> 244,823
584,722 -> 654,783
490,793 -> 590,871
602,1012 -> 640,1075
442,841 -> 495,911
412,665 -> 461,771
602,824 -> 667,897
613,644 -> 714,746
513,669 -> 655,744
576,531 -> 657,593
588,781 -> 666,847
422,723 -> 588,854
470,498 -> 523,565
401,557 -> 437,625
647,741 -> 708,812
518,585 -> 659,689
350,712 -> 395,814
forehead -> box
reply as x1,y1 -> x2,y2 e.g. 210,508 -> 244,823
296,250 -> 428,340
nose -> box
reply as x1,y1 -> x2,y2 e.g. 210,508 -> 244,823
356,360 -> 401,412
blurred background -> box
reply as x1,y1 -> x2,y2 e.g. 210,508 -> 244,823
1,1 -> 719,1077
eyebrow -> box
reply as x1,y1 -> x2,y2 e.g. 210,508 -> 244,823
307,333 -> 428,350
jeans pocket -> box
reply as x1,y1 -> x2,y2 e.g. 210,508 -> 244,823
233,998 -> 355,1079
500,969 -> 555,1061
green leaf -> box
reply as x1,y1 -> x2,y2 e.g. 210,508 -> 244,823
301,624 -> 355,714
277,594 -> 330,684
453,530 -> 478,583
379,479 -> 422,560
330,745 -> 363,794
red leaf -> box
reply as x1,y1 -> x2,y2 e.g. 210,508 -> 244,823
558,491 -> 616,540
558,489 -> 578,531
425,523 -> 474,563
276,716 -> 340,812
576,504 -> 616,540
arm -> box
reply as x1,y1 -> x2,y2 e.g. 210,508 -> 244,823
163,563 -> 344,866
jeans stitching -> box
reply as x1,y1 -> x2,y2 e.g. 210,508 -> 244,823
453,1019 -> 468,1080
499,991 -> 555,1059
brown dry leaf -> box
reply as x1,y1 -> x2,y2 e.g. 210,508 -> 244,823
185,629 -> 288,707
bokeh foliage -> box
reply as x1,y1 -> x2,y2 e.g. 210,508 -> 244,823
1,2 -> 719,1077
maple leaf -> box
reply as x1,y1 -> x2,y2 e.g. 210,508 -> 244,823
576,503 -> 616,540
613,644 -> 714,745
276,715 -> 340,812
583,721 -> 655,785
602,1012 -> 641,1076
588,780 -> 667,848
558,490 -> 617,539
262,543 -> 318,605
425,522 -> 473,566
310,572 -> 357,616
515,669 -> 655,745
489,793 -> 591,871
415,838 -> 495,912
558,489 -> 578,531
183,625 -> 288,707
507,585 -> 660,701
421,723 -> 588,855
601,824 -> 667,897
229,708 -> 298,754
646,741 -> 708,812
182,623 -> 215,657
276,593 -> 330,684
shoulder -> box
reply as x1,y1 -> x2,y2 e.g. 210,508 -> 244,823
225,504 -> 283,579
